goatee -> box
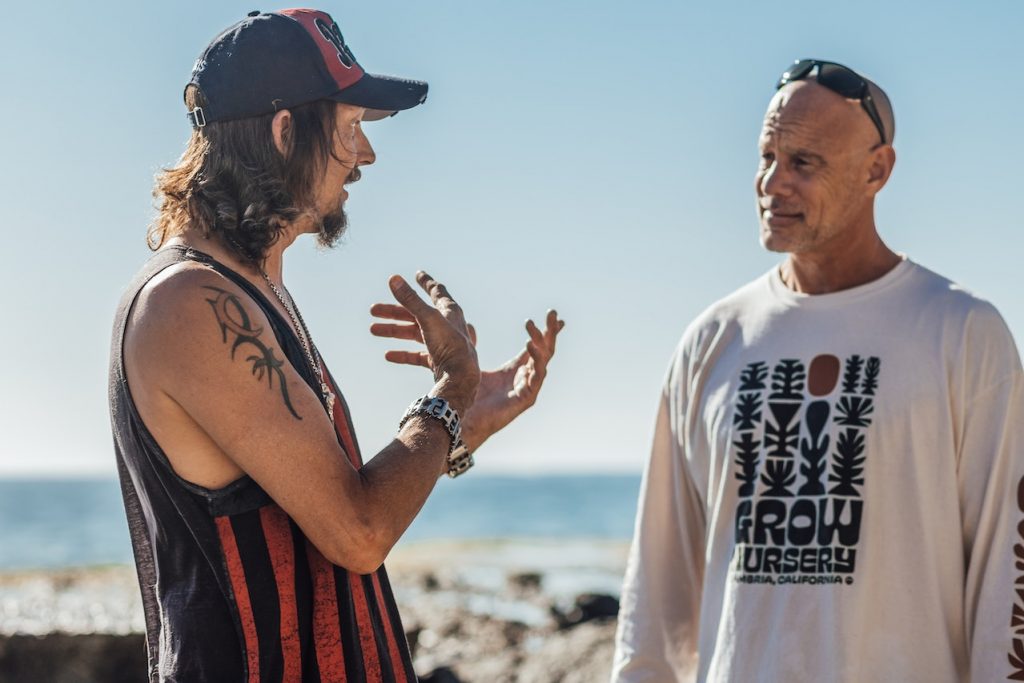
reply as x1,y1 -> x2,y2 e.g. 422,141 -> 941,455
316,167 -> 360,248
316,208 -> 347,248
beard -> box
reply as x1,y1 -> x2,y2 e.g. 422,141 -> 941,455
315,167 -> 361,248
316,206 -> 347,248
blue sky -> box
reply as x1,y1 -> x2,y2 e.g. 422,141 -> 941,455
1,0 -> 1022,476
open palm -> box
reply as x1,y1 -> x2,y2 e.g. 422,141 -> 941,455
371,301 -> 564,452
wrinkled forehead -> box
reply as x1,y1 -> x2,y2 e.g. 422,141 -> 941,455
759,80 -> 874,151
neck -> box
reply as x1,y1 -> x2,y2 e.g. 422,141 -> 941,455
261,245 -> 287,282
171,219 -> 311,285
780,221 -> 901,295
264,215 -> 320,281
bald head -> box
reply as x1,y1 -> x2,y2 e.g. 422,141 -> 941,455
772,60 -> 895,146
767,80 -> 882,150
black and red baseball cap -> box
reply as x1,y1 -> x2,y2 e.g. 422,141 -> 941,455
186,8 -> 428,128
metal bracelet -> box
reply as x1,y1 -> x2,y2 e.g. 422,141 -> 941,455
399,395 -> 463,452
446,441 -> 474,479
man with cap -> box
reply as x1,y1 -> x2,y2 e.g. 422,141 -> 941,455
611,59 -> 1023,681
109,9 -> 563,682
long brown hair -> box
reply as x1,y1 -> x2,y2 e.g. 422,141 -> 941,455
149,86 -> 340,264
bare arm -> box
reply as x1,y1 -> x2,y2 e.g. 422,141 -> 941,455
125,265 -> 478,574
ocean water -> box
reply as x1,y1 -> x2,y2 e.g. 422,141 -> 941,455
0,475 -> 641,571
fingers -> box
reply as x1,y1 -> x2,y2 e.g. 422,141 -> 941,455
524,323 -> 550,383
524,311 -> 565,352
384,350 -> 432,368
388,275 -> 435,320
382,273 -> 478,402
525,339 -> 546,372
369,300 -> 423,343
520,309 -> 564,388
370,303 -> 416,323
416,270 -> 467,328
525,319 -> 545,346
545,310 -> 565,352
524,340 -> 547,395
415,271 -> 456,307
370,322 -> 423,343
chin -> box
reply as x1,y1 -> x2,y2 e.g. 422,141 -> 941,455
316,209 -> 348,248
759,227 -> 790,254
760,220 -> 817,254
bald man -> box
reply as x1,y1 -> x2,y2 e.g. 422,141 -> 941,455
612,60 -> 1023,682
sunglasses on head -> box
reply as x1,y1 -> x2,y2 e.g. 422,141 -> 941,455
776,59 -> 888,145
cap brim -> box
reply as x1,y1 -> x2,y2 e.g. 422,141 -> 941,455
330,73 -> 428,121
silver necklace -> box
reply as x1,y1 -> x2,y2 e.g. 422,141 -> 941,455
259,270 -> 336,422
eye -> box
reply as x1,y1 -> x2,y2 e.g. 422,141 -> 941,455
759,152 -> 774,168
792,156 -> 818,174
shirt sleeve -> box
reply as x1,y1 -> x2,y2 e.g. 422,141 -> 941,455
612,365 -> 706,682
955,310 -> 1024,680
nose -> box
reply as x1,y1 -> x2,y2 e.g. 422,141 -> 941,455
757,159 -> 788,198
356,126 -> 376,167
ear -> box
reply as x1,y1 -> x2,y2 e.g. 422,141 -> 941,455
271,109 -> 293,157
865,145 -> 896,197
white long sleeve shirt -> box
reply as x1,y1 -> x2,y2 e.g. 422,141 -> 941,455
612,258 -> 1023,682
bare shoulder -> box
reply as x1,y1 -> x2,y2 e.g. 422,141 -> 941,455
124,260 -> 293,409
130,260 -> 246,326
127,261 -> 263,363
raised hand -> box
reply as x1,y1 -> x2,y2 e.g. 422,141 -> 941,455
372,293 -> 564,452
381,271 -> 479,414
460,310 -> 564,451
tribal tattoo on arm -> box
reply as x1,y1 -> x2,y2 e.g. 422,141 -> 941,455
203,286 -> 302,420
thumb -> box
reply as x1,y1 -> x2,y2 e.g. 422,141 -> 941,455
388,275 -> 434,319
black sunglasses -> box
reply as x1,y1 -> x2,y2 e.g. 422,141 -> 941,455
776,59 -> 888,145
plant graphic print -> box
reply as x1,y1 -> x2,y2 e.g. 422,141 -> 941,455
731,353 -> 880,585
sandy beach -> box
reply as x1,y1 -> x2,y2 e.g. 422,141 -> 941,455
0,539 -> 628,683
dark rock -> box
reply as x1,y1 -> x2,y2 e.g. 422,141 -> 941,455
501,620 -> 528,646
507,571 -> 543,592
420,665 -> 463,683
0,632 -> 147,683
421,572 -> 441,591
440,619 -> 463,638
552,593 -> 620,629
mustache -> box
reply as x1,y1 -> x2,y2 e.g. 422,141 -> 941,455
345,167 -> 362,185
761,201 -> 801,213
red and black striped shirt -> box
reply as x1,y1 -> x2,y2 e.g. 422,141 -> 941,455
110,246 -> 416,682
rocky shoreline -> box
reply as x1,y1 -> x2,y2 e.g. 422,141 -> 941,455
0,539 -> 626,683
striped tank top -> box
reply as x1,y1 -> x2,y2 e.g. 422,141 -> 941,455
108,245 -> 416,682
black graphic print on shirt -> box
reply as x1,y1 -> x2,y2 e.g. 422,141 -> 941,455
1007,475 -> 1024,680
730,354 -> 880,586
